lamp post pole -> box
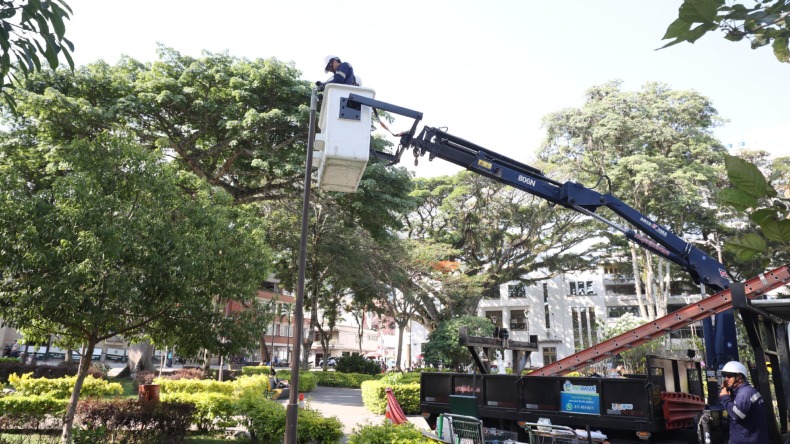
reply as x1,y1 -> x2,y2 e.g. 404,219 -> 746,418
284,88 -> 318,444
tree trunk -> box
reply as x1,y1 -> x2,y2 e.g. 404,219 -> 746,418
395,322 -> 406,371
127,341 -> 154,374
655,257 -> 668,318
260,336 -> 270,364
61,341 -> 96,444
630,244 -> 648,319
643,251 -> 657,320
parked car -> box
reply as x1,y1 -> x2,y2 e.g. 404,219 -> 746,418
318,357 -> 336,367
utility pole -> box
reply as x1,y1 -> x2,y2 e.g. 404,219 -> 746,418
284,88 -> 318,444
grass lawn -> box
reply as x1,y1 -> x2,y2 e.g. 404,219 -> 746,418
108,376 -> 138,399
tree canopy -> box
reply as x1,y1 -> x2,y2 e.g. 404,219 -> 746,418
0,134 -> 271,441
540,81 -> 729,318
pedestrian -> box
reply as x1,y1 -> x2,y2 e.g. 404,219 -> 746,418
10,340 -> 20,358
166,350 -> 173,368
719,361 -> 768,444
316,55 -> 358,91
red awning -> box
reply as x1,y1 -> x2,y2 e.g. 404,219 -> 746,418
364,352 -> 381,358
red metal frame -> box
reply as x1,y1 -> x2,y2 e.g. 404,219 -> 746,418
530,265 -> 790,376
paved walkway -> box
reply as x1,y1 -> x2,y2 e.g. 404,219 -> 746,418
279,386 -> 431,439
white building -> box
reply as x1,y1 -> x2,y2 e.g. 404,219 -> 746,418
477,266 -> 704,369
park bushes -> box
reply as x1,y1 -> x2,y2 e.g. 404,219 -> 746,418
240,365 -> 274,376
313,371 -> 379,388
74,398 -> 195,444
160,391 -> 237,432
348,420 -> 435,444
236,392 -> 343,444
8,373 -> 123,398
335,354 -> 381,375
360,379 -> 421,415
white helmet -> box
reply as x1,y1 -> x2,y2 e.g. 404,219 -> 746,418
323,55 -> 340,73
722,361 -> 748,378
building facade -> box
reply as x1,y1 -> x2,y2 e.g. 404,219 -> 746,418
477,266 -> 704,370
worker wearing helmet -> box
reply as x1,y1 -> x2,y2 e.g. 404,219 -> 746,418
315,55 -> 357,91
719,361 -> 768,444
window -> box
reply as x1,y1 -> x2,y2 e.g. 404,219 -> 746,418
485,311 -> 503,327
510,310 -> 528,331
571,307 -> 597,351
570,281 -> 595,295
508,283 -> 526,298
607,306 -> 640,318
542,347 -> 557,365
569,281 -> 594,295
543,283 -> 551,329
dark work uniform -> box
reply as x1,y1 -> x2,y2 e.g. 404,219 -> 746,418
326,62 -> 357,86
720,382 -> 768,444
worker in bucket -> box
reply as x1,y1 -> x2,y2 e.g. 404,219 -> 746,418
719,361 -> 768,444
315,55 -> 357,91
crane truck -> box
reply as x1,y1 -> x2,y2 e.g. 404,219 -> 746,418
314,86 -> 790,443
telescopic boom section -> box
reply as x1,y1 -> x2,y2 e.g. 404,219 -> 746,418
530,265 -> 790,376
406,126 -> 731,291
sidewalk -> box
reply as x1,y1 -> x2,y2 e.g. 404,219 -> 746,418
278,386 -> 431,439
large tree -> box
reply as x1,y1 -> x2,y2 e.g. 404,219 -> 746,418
540,81 -> 729,318
8,46 -> 311,203
0,135 -> 270,443
663,0 -> 790,63
406,171 -> 600,315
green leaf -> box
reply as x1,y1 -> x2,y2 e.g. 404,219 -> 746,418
725,233 -> 767,261
718,188 -> 758,211
663,18 -> 693,40
751,208 -> 777,225
725,154 -> 777,198
679,2 -> 706,23
692,0 -> 725,23
760,218 -> 790,243
772,36 -> 790,62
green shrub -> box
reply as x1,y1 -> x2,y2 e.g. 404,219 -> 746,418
8,373 -> 123,399
241,365 -> 273,376
275,371 -> 316,392
236,392 -> 287,442
161,391 -> 237,432
236,392 -> 342,443
296,408 -> 343,443
0,360 -> 88,384
335,355 -> 381,375
0,393 -> 68,431
75,398 -> 195,443
233,374 -> 272,396
348,420 -> 435,444
153,377 -> 234,395
313,371 -> 379,388
360,380 -> 421,415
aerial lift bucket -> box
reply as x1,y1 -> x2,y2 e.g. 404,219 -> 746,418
313,84 -> 376,192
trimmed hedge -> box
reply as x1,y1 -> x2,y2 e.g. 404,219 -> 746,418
74,398 -> 195,443
237,392 -> 343,443
152,377 -> 234,396
313,371 -> 379,388
275,371 -> 317,393
348,420 -> 435,444
0,393 -> 68,431
360,380 -> 421,415
240,365 -> 274,376
8,373 -> 123,398
160,391 -> 237,432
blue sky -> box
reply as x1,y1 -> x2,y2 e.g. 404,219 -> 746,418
64,0 -> 789,177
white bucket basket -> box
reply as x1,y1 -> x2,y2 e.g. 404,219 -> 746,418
313,84 -> 376,192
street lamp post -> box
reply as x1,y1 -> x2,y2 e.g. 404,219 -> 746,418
284,88 -> 318,444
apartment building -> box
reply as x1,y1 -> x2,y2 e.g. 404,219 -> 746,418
477,265 -> 704,369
